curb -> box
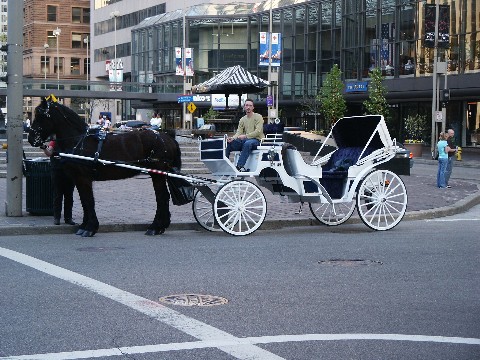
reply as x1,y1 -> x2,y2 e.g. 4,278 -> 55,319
2,188 -> 480,237
414,158 -> 480,168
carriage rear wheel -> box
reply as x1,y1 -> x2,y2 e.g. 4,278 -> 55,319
356,170 -> 407,231
213,180 -> 267,236
309,200 -> 356,226
192,188 -> 221,232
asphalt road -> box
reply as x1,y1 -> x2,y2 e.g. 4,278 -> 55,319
1,205 -> 479,359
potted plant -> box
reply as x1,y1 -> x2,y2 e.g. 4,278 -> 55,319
403,114 -> 427,157
203,107 -> 218,123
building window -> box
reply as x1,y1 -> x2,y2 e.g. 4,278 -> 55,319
47,31 -> 57,48
72,33 -> 82,48
72,7 -> 81,23
71,58 -> 80,75
41,56 -> 49,75
47,5 -> 57,22
72,7 -> 90,24
54,57 -> 63,75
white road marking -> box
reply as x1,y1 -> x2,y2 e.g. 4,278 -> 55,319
425,218 -> 480,222
0,247 -> 284,360
1,333 -> 479,359
1,247 -> 479,360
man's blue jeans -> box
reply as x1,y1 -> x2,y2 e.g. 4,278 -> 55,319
226,138 -> 259,168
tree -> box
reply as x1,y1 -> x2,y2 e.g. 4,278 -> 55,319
299,94 -> 322,131
363,67 -> 390,119
72,98 -> 110,125
318,64 -> 346,129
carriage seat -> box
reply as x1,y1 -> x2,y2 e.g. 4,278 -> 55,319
322,146 -> 374,178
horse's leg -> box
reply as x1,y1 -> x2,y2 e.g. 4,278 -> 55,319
74,177 -> 99,237
145,175 -> 170,235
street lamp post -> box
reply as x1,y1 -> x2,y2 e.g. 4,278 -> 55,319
53,27 -> 61,90
110,11 -> 119,86
84,35 -> 89,90
43,43 -> 49,89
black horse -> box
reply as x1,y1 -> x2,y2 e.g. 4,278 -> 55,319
28,96 -> 182,237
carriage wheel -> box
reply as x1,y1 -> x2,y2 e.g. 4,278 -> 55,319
213,180 -> 267,236
356,170 -> 407,231
192,188 -> 221,232
309,200 -> 356,226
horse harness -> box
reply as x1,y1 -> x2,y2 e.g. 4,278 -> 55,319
72,127 -> 174,175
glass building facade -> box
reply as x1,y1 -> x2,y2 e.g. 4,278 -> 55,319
132,0 -> 480,145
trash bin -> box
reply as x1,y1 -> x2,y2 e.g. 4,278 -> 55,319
23,158 -> 54,215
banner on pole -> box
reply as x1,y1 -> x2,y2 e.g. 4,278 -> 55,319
175,47 -> 184,75
259,32 -> 281,67
424,5 -> 450,49
185,48 -> 194,76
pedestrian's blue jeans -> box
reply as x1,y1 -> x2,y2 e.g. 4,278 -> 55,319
437,158 -> 448,188
225,138 -> 260,168
445,156 -> 454,185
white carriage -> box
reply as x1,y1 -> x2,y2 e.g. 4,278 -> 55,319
192,115 -> 408,236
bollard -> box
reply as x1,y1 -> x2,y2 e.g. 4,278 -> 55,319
456,146 -> 462,161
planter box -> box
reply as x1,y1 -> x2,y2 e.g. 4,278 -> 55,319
404,143 -> 423,158
471,134 -> 479,146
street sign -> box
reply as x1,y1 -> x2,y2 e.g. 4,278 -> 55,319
187,102 -> 197,113
266,95 -> 273,106
178,95 -> 193,103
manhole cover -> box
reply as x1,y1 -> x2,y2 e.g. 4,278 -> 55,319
76,246 -> 125,252
159,294 -> 228,307
318,259 -> 383,266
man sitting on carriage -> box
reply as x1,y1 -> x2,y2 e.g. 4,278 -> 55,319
225,98 -> 264,172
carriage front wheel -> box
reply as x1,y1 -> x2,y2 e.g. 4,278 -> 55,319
356,170 -> 407,231
213,180 -> 267,236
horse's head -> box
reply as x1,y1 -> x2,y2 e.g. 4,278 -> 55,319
28,95 -> 87,148
28,96 -> 56,147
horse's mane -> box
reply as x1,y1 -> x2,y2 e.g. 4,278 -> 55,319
36,97 -> 87,134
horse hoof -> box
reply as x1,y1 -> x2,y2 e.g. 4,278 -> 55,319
76,229 -> 85,236
145,228 -> 165,236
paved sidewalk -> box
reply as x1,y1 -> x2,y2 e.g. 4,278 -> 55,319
1,157 -> 479,236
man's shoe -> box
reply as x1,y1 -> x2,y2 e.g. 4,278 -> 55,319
54,218 -> 61,225
65,219 -> 76,225
446,185 -> 452,188
236,166 -> 249,172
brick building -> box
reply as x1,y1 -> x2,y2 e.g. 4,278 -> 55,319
23,0 -> 90,90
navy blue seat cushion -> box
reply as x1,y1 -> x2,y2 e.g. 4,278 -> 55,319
323,147 -> 374,175
320,147 -> 374,198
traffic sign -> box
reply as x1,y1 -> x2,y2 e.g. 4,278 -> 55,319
177,95 -> 193,103
187,102 -> 197,113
